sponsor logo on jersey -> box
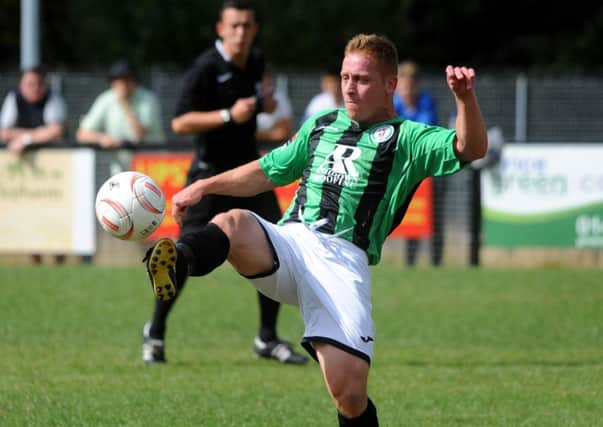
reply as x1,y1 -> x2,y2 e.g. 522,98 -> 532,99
314,144 -> 361,187
370,124 -> 394,144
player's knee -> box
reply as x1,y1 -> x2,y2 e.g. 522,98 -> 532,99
212,209 -> 247,235
329,381 -> 367,418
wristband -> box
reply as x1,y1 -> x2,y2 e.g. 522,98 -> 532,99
220,108 -> 231,124
22,133 -> 32,146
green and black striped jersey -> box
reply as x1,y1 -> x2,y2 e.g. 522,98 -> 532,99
259,108 -> 463,265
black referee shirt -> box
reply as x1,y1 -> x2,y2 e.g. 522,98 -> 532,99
174,40 -> 265,172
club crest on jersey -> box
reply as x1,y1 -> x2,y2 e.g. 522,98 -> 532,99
370,125 -> 394,144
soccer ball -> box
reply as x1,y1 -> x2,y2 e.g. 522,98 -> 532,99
95,171 -> 166,241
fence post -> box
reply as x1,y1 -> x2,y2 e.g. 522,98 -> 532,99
469,168 -> 481,266
515,73 -> 528,142
20,0 -> 40,70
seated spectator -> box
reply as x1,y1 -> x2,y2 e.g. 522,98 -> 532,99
0,65 -> 68,265
76,59 -> 164,148
255,67 -> 293,148
301,67 -> 343,122
0,65 -> 66,155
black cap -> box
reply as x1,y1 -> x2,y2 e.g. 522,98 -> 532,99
108,59 -> 136,81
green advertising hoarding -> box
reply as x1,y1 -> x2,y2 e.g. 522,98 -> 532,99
482,144 -> 603,248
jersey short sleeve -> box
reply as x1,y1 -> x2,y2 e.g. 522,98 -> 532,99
174,58 -> 211,117
0,91 -> 18,128
79,91 -> 111,131
403,120 -> 463,177
259,118 -> 313,185
43,93 -> 67,124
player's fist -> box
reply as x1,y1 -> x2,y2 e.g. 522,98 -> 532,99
230,96 -> 258,124
446,66 -> 476,97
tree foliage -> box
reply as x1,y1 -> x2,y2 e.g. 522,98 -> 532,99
1,0 -> 603,71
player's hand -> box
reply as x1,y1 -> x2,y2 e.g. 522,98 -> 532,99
7,136 -> 28,155
171,182 -> 204,225
230,96 -> 258,124
262,92 -> 277,114
446,66 -> 476,98
98,134 -> 122,148
112,80 -> 130,100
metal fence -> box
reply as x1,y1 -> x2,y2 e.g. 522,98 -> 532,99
3,69 -> 603,144
2,69 -> 603,267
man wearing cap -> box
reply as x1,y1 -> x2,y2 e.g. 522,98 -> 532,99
76,58 -> 164,147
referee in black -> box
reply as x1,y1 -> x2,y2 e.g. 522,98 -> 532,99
141,0 -> 307,365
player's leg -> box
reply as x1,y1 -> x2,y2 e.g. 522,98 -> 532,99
246,191 -> 308,364
146,208 -> 276,298
314,343 -> 379,426
143,208 -> 273,362
247,191 -> 282,342
405,238 -> 419,266
142,186 -> 218,363
431,176 -> 446,266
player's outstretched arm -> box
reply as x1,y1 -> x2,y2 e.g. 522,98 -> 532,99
172,160 -> 274,224
447,65 -> 488,163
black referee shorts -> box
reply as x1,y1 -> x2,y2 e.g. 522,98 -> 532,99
179,166 -> 282,236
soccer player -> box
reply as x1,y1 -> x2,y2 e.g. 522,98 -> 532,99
141,0 -> 307,365
145,33 -> 487,425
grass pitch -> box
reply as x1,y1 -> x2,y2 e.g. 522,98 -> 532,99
0,265 -> 601,426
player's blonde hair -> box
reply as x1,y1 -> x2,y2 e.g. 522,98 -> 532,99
344,34 -> 398,76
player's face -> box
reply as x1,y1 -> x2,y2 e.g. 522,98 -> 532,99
111,78 -> 136,99
217,8 -> 258,59
341,52 -> 396,125
19,72 -> 47,103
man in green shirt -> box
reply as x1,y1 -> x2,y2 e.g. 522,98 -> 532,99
77,59 -> 164,147
144,33 -> 487,426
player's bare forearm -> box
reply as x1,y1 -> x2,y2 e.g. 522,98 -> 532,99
31,123 -> 64,143
171,111 -> 225,134
202,161 -> 274,196
454,92 -> 488,162
255,118 -> 292,144
1,127 -> 27,142
121,101 -> 146,141
171,160 -> 275,221
446,65 -> 488,162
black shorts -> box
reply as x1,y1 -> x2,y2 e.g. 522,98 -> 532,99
180,165 -> 282,236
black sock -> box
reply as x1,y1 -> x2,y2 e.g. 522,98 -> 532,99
148,224 -> 228,340
178,223 -> 230,277
257,291 -> 280,342
338,398 -> 378,427
148,275 -> 188,339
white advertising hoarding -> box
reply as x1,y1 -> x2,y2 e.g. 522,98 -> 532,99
0,148 -> 95,254
481,144 -> 603,248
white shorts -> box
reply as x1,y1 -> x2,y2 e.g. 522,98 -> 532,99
245,212 -> 375,363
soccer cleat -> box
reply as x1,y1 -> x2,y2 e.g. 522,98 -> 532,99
143,238 -> 178,301
142,321 -> 166,364
253,336 -> 309,365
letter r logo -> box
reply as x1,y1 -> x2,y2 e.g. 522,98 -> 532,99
330,145 -> 361,177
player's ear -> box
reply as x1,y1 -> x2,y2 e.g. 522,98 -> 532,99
385,74 -> 398,94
